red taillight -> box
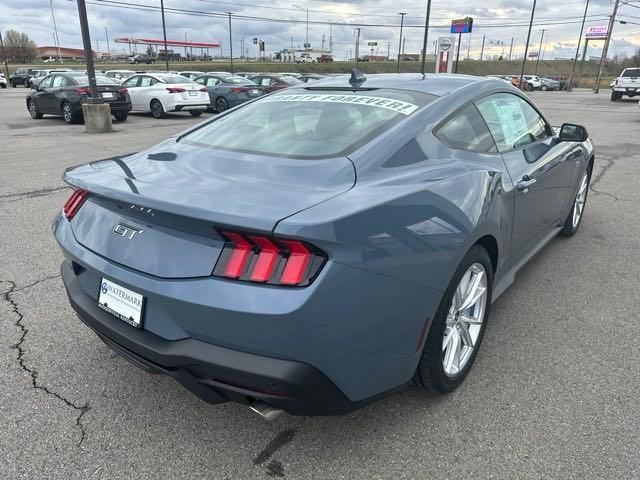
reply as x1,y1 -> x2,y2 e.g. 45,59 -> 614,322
199,87 -> 207,92
62,189 -> 90,221
166,87 -> 186,93
119,87 -> 128,94
230,87 -> 248,94
74,87 -> 91,95
214,231 -> 326,287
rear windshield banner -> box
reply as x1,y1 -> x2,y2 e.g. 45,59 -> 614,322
260,94 -> 419,115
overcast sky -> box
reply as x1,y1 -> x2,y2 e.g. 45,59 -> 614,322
1,0 -> 639,61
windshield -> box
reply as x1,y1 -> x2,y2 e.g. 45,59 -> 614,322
281,77 -> 303,85
182,88 -> 436,159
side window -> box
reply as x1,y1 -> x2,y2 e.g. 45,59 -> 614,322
435,104 -> 496,153
123,76 -> 139,88
194,77 -> 205,85
475,93 -> 549,152
39,76 -> 54,89
51,75 -> 65,88
139,76 -> 154,87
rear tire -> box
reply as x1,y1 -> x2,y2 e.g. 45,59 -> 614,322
541,85 -> 548,91
215,96 -> 229,112
113,112 -> 128,122
560,169 -> 590,237
28,100 -> 42,119
610,91 -> 622,101
62,102 -> 80,124
415,246 -> 493,394
150,99 -> 165,119
189,110 -> 203,117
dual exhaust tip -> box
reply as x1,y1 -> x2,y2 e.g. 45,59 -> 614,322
249,400 -> 283,421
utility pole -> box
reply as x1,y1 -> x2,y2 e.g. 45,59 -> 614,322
466,33 -> 472,60
567,0 -> 590,90
420,0 -> 432,75
387,41 -> 391,61
104,27 -> 111,57
160,0 -> 169,71
479,34 -> 486,61
535,29 -> 546,75
519,0 -> 538,89
321,34 -> 325,50
50,0 -> 62,62
508,37 -> 514,61
355,28 -> 360,66
306,8 -> 309,46
0,31 -> 10,79
594,0 -> 619,94
228,12 -> 233,73
397,12 -> 406,73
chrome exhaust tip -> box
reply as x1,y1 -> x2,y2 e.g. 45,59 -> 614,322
249,401 -> 283,421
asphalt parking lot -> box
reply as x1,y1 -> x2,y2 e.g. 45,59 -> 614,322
1,86 -> 639,479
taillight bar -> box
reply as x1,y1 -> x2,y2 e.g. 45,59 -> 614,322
62,189 -> 90,220
166,87 -> 186,93
214,231 -> 326,287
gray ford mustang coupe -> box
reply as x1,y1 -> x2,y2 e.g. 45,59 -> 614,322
54,72 -> 593,417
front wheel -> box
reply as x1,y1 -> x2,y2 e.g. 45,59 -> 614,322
113,112 -> 128,122
150,99 -> 165,119
541,85 -> 548,91
415,246 -> 493,393
560,169 -> 590,237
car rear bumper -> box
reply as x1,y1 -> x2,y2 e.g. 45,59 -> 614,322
61,260 -> 369,415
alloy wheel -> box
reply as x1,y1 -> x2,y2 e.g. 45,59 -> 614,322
572,171 -> 589,229
442,263 -> 488,377
29,101 -> 38,118
216,97 -> 228,112
63,104 -> 72,123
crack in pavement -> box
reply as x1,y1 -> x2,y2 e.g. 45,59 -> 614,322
588,156 -> 633,202
0,186 -> 70,203
2,275 -> 90,447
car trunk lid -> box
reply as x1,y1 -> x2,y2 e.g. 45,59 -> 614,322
64,140 -> 355,278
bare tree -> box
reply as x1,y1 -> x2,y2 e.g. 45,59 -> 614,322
3,30 -> 38,63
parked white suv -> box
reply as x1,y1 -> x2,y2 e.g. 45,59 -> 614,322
611,68 -> 640,101
0,73 -> 7,89
523,75 -> 543,90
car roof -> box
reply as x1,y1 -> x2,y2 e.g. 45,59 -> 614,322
303,73 -> 491,97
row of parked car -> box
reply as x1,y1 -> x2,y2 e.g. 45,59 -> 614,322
487,74 -> 562,91
20,68 -> 330,124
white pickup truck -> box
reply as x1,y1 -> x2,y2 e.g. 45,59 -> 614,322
611,67 -> 640,101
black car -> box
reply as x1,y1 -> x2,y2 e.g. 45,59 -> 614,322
26,72 -> 132,124
194,74 -> 263,112
9,67 -> 39,87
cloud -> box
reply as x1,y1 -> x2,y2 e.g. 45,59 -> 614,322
0,0 -> 638,60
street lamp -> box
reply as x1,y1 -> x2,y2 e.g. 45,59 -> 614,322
329,18 -> 346,55
397,12 -> 407,73
292,4 -> 309,48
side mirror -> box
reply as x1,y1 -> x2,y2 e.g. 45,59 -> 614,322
559,123 -> 588,142
31,83 -> 40,91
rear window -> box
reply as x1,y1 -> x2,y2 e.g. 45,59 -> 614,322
71,76 -> 116,85
622,69 -> 640,78
222,76 -> 255,85
159,75 -> 195,84
182,88 -> 436,158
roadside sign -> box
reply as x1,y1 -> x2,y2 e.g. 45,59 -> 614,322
586,26 -> 608,40
367,41 -> 378,46
451,17 -> 473,34
253,37 -> 258,44
439,38 -> 453,52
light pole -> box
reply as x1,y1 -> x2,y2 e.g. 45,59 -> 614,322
160,0 -> 170,71
329,18 -> 346,55
397,12 -> 406,73
354,27 -> 361,66
292,5 -> 309,47
519,0 -> 538,90
50,0 -> 62,62
420,0 -> 432,75
228,12 -> 233,73
104,27 -> 111,57
535,29 -> 546,75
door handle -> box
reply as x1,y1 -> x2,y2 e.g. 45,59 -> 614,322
517,175 -> 537,192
